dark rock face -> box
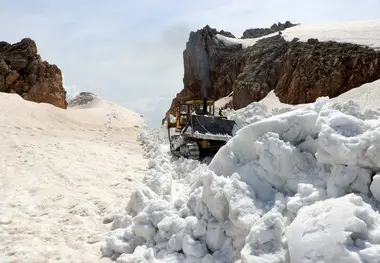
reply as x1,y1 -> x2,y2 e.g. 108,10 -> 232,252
219,30 -> 236,38
0,38 -> 67,108
242,21 -> 297,39
233,36 -> 380,108
231,35 -> 288,108
166,25 -> 245,118
165,23 -> 380,120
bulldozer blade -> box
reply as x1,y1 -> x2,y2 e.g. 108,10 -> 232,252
190,115 -> 235,138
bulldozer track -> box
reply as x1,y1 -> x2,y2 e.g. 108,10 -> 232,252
187,142 -> 200,160
177,141 -> 199,160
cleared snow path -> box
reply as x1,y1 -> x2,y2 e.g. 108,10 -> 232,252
0,93 -> 147,263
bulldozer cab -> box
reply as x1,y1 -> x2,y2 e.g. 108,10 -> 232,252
174,100 -> 215,130
187,100 -> 215,116
177,104 -> 189,129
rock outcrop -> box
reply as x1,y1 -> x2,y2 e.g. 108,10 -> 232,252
242,21 -> 297,39
68,92 -> 98,107
0,38 -> 67,108
165,22 -> 380,119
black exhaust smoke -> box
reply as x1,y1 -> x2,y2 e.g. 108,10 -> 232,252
187,28 -> 212,115
203,96 -> 207,115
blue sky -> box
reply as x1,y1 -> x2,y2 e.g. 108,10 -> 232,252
1,0 -> 380,127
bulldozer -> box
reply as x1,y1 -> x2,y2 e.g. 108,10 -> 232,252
166,98 -> 236,160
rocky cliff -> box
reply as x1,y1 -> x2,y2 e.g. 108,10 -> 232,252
166,26 -> 245,119
0,38 -> 67,108
234,36 -> 380,109
165,23 -> 380,119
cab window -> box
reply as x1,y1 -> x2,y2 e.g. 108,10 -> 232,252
180,105 -> 188,114
207,105 -> 214,115
180,115 -> 188,125
193,104 -> 200,114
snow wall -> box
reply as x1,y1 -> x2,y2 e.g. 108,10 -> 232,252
102,97 -> 380,263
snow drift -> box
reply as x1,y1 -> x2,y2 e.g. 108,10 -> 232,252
0,92 -> 147,262
101,78 -> 380,263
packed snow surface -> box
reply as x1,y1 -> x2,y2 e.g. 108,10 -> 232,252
0,93 -> 147,262
217,19 -> 380,50
102,78 -> 380,263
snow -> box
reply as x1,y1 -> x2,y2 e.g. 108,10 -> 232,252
370,175 -> 380,202
4,19 -> 380,263
0,92 -> 147,262
240,78 -> 380,118
330,79 -> 380,111
102,77 -> 380,263
216,34 -> 269,49
217,19 -> 380,51
281,20 -> 380,51
287,194 -> 380,263
214,92 -> 233,114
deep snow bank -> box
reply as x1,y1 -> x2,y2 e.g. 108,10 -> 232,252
102,94 -> 380,262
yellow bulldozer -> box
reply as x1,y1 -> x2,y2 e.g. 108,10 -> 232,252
166,98 -> 235,159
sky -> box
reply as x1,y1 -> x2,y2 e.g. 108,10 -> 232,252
1,0 -> 380,127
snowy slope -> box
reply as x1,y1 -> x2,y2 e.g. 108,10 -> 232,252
330,79 -> 380,110
0,93 -> 147,263
257,78 -> 380,114
102,77 -> 380,263
217,19 -> 380,51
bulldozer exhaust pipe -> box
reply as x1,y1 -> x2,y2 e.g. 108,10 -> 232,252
203,97 -> 207,115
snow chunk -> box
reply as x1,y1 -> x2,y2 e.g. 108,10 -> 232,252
286,184 -> 327,214
287,194 -> 380,263
315,106 -> 380,167
327,165 -> 372,197
370,174 -> 380,202
241,212 -> 286,263
210,104 -> 323,200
